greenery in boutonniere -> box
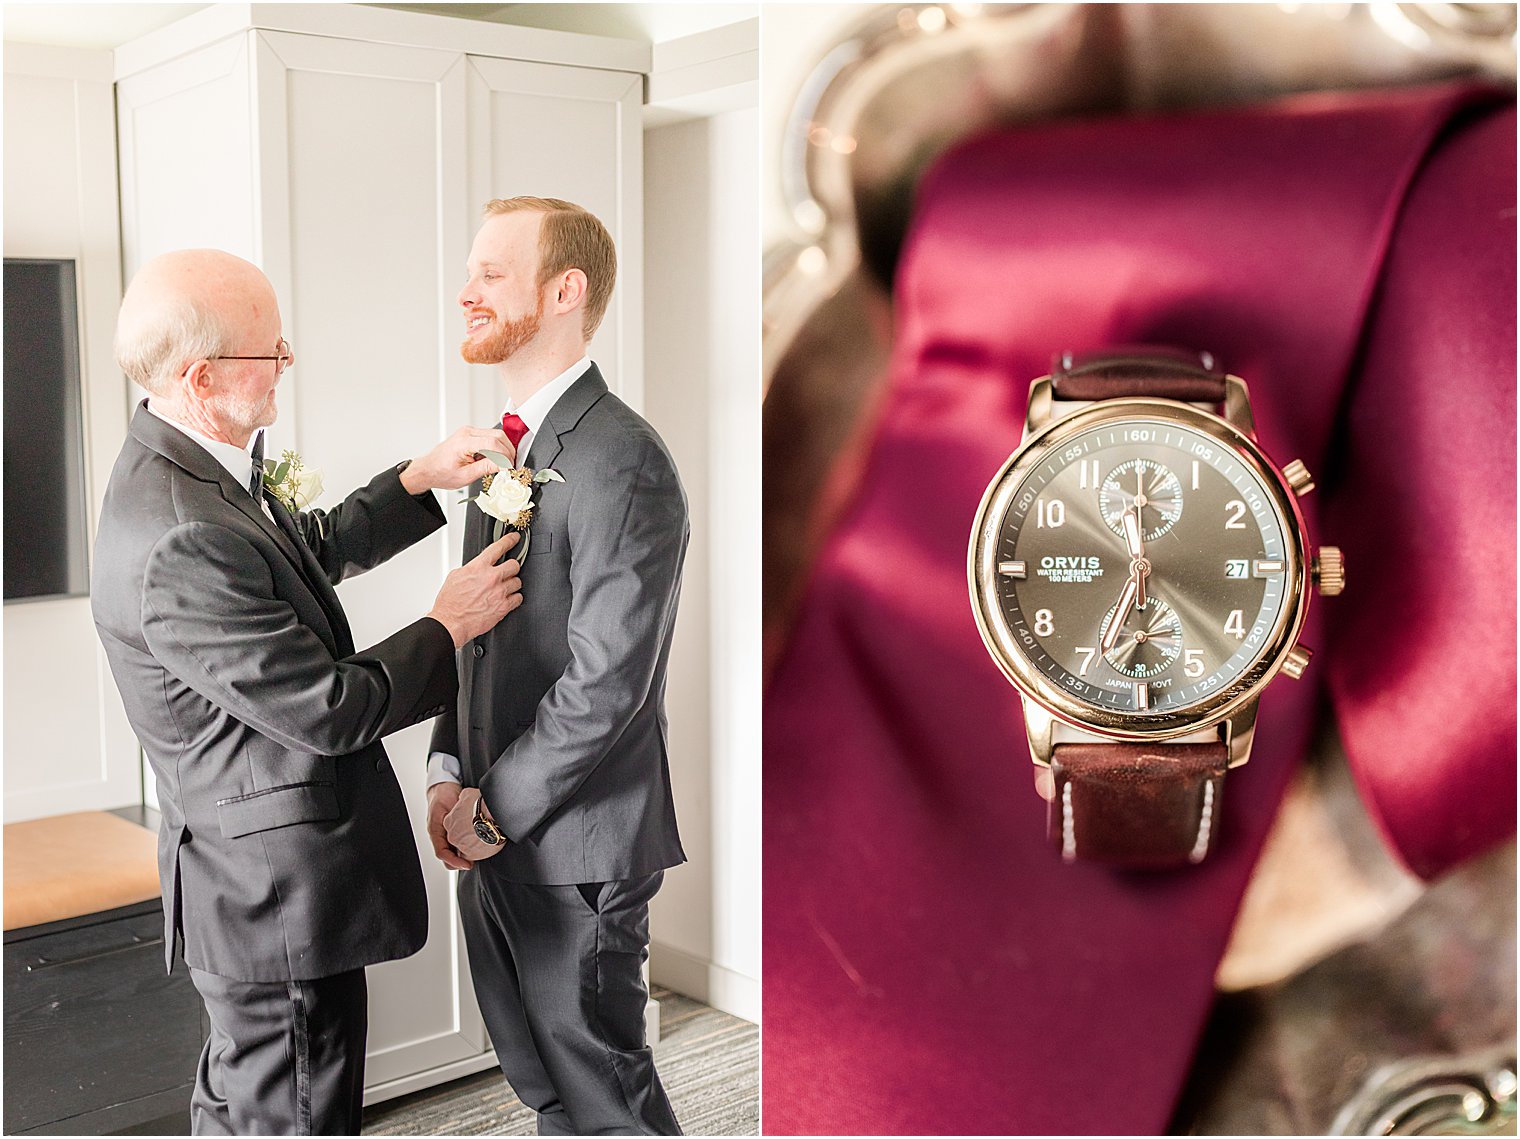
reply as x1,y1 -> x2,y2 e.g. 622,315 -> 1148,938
262,449 -> 324,511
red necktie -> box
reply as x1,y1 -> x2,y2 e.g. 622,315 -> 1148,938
501,412 -> 529,459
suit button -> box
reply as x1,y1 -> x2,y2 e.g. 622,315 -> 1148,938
375,758 -> 386,772
473,644 -> 485,658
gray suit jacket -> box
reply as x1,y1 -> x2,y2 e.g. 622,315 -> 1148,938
92,402 -> 456,982
429,364 -> 688,884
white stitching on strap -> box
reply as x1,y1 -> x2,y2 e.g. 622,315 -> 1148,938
1061,780 -> 1077,862
1189,779 -> 1216,864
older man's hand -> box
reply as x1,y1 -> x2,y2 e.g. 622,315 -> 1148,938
443,786 -> 507,862
401,426 -> 516,494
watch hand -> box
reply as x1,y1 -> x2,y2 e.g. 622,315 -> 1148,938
1102,576 -> 1138,653
1123,506 -> 1144,559
1123,506 -> 1148,608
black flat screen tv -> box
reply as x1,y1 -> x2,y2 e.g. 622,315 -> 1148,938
4,258 -> 90,602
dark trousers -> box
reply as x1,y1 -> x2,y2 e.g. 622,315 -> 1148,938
459,869 -> 682,1136
188,967 -> 368,1136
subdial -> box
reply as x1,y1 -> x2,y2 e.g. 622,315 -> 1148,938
1100,459 -> 1184,540
1097,596 -> 1183,679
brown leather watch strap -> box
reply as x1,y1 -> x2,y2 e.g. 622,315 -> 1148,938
1049,742 -> 1229,867
1050,348 -> 1226,403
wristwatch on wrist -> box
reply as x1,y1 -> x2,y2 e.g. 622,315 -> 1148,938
967,349 -> 1344,867
472,795 -> 505,847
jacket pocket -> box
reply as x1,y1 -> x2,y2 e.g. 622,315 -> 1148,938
216,781 -> 339,839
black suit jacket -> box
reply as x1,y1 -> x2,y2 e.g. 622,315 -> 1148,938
92,402 -> 455,982
430,365 -> 688,884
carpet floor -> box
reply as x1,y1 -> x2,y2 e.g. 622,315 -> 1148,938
362,987 -> 758,1136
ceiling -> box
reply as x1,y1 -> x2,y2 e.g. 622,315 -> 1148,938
2,2 -> 755,51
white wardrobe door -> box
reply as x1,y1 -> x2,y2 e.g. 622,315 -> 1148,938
116,33 -> 259,278
252,28 -> 487,1091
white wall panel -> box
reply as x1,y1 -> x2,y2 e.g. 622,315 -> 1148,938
4,45 -> 138,822
643,105 -> 761,1023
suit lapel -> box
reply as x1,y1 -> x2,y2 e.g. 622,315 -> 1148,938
130,404 -> 341,645
523,363 -> 607,473
465,494 -> 490,559
263,494 -> 352,652
524,419 -> 563,473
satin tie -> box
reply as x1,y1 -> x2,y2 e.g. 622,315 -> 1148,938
501,412 -> 529,460
248,430 -> 264,498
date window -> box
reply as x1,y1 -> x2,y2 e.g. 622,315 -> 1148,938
1225,559 -> 1249,579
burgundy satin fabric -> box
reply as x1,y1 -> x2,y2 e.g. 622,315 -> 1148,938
1323,104 -> 1517,880
762,84 -> 1513,1135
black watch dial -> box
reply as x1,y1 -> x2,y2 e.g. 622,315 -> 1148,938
472,811 -> 503,846
990,417 -> 1293,715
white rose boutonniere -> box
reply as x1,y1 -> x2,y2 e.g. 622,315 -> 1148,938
263,449 -> 324,510
462,449 -> 564,559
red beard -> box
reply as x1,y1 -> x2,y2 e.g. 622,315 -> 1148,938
460,296 -> 544,365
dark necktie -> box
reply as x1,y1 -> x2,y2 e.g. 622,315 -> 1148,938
249,430 -> 265,498
501,413 -> 530,463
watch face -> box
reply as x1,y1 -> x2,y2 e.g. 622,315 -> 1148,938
473,817 -> 502,845
971,403 -> 1307,729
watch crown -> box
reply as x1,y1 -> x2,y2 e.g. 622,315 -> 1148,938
1281,644 -> 1313,680
1313,546 -> 1345,597
1282,459 -> 1315,497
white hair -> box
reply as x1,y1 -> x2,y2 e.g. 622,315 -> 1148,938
113,294 -> 232,396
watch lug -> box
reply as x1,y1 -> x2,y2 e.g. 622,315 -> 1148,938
1024,378 -> 1054,440
1222,375 -> 1256,438
1022,696 -> 1055,767
1224,698 -> 1260,768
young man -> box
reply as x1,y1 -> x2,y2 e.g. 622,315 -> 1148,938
427,198 -> 688,1135
93,248 -> 523,1134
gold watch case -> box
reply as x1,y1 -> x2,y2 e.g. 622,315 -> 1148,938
967,383 -> 1313,764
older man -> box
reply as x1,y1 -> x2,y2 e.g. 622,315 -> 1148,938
92,248 -> 523,1135
427,197 -> 688,1135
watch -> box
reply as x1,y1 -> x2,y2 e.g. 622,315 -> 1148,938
967,349 -> 1344,867
472,795 -> 505,847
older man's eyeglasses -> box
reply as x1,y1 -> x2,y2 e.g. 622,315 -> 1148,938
215,338 -> 294,374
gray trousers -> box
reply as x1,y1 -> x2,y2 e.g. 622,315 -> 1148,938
188,966 -> 367,1135
459,869 -> 682,1136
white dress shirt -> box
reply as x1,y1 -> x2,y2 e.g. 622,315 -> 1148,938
147,400 -> 272,522
426,355 -> 593,789
499,354 -> 591,467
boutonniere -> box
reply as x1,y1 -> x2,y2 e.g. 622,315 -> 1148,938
263,449 -> 324,511
462,450 -> 564,559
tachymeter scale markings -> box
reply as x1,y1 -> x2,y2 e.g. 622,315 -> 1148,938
992,421 -> 1291,714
